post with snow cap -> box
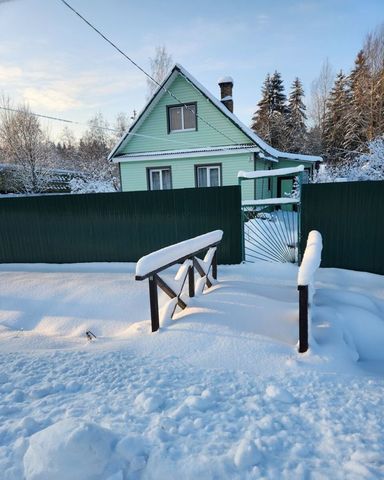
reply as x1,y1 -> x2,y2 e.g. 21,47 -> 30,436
297,230 -> 323,353
218,76 -> 234,112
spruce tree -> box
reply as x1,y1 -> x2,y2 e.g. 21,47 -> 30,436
269,71 -> 289,150
251,73 -> 273,144
344,51 -> 370,155
323,71 -> 350,163
251,71 -> 288,150
286,77 -> 307,152
270,71 -> 287,114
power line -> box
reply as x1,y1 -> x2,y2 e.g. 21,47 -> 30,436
0,105 -> 208,148
59,0 -> 243,147
0,106 -> 87,127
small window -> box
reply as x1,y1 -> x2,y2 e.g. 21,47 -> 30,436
168,103 -> 197,132
148,167 -> 172,190
196,165 -> 221,187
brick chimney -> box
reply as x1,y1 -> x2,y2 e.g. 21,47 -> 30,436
218,76 -> 234,112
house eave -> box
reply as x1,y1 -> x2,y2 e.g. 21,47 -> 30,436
113,145 -> 266,163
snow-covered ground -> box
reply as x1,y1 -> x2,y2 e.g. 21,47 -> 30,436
0,261 -> 383,479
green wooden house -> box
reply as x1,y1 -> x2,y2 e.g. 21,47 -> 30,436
108,64 -> 321,199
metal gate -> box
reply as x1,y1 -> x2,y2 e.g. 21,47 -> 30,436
239,166 -> 303,263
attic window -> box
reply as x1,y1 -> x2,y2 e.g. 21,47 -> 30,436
168,103 -> 197,132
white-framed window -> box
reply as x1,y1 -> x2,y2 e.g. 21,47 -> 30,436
196,164 -> 221,187
168,103 -> 197,132
148,167 -> 172,190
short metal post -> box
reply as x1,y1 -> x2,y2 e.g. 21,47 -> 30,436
212,250 -> 217,280
148,275 -> 159,332
298,285 -> 308,353
188,264 -> 195,297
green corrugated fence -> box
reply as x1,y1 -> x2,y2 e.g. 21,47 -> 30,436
0,186 -> 242,264
301,180 -> 384,275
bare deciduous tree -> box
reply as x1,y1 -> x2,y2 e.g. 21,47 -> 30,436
307,59 -> 335,155
0,97 -> 54,193
113,112 -> 130,143
309,59 -> 335,132
146,46 -> 173,99
76,112 -> 119,192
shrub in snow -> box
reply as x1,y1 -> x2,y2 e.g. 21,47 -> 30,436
312,136 -> 384,183
23,418 -> 117,480
69,177 -> 117,194
353,136 -> 384,180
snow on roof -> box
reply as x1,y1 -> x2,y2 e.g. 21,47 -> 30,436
218,76 -> 234,84
238,165 -> 305,179
109,64 -> 322,164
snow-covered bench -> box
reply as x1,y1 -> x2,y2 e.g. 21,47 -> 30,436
297,230 -> 323,353
135,231 -> 223,332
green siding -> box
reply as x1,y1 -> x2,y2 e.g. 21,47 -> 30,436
118,74 -> 252,154
120,153 -> 255,200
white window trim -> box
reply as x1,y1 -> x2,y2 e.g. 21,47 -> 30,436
148,167 -> 172,191
196,165 -> 222,187
168,104 -> 197,133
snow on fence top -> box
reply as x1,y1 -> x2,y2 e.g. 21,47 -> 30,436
136,230 -> 223,278
298,231 -> 323,286
242,197 -> 300,207
238,165 -> 304,180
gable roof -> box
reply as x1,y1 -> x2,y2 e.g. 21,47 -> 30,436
108,64 -> 322,163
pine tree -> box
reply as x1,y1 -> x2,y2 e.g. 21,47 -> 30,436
286,78 -> 307,152
344,51 -> 370,155
323,71 -> 350,163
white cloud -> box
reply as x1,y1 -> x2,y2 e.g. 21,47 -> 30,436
23,87 -> 83,111
0,65 -> 23,81
4,56 -> 146,113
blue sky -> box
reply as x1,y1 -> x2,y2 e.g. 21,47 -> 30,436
0,0 -> 383,139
